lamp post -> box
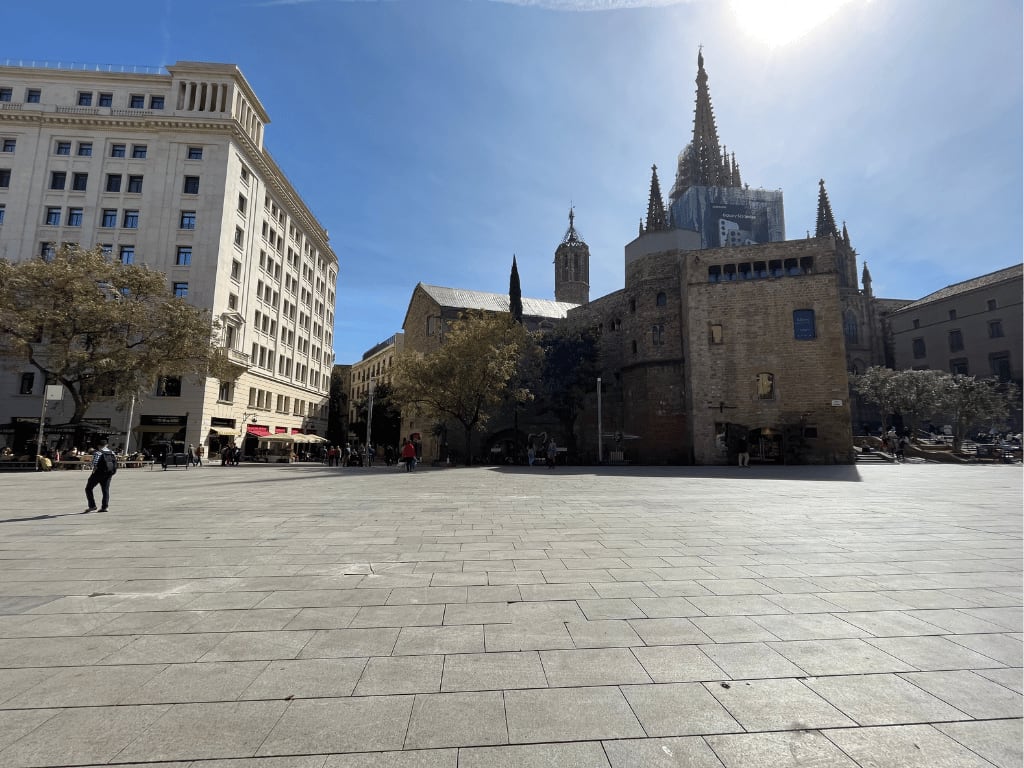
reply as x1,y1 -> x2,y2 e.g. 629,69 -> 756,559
236,410 -> 258,461
366,379 -> 375,467
597,377 -> 603,464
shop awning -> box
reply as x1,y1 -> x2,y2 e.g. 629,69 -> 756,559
132,425 -> 182,433
246,425 -> 270,437
293,434 -> 328,444
208,427 -> 239,437
259,434 -> 295,443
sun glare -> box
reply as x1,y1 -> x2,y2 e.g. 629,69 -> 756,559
729,0 -> 857,48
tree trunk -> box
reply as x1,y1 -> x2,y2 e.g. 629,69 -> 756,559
464,424 -> 473,466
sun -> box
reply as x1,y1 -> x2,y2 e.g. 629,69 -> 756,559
728,0 -> 858,48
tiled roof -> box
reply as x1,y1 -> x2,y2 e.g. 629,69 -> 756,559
894,264 -> 1022,312
418,284 -> 579,319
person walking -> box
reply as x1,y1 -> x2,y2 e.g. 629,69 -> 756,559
195,444 -> 203,467
401,438 -> 417,472
187,443 -> 196,466
546,438 -> 558,468
84,437 -> 117,513
736,434 -> 750,467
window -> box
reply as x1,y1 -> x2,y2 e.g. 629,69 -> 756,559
843,311 -> 859,343
950,358 -> 969,375
175,246 -> 192,266
101,209 -> 117,227
55,141 -> 71,155
105,174 -> 122,192
67,207 -> 83,227
119,245 -> 135,265
1,138 -> 14,152
793,309 -> 816,340
98,92 -> 112,107
988,320 -> 1004,338
182,175 -> 199,194
948,309 -> 957,321
77,142 -> 92,156
756,372 -> 775,400
655,291 -> 667,307
77,92 -> 92,107
629,298 -> 636,312
987,299 -> 997,311
948,329 -> 963,352
156,375 -> 181,397
218,381 -> 232,402
187,146 -> 203,160
231,259 -> 241,280
126,175 -> 143,193
237,194 -> 247,213
652,324 -> 664,346
72,172 -> 88,191
912,338 -> 926,359
40,242 -> 55,260
180,211 -> 196,229
240,166 -> 250,184
631,340 -> 638,355
131,144 -> 147,159
99,243 -> 112,257
990,353 -> 1012,381
173,282 -> 188,298
122,209 -> 139,228
45,207 -> 61,226
912,319 -> 920,329
0,169 -> 9,188
19,372 -> 34,395
26,89 -> 41,103
111,143 -> 126,158
0,204 -> 5,224
149,95 -> 165,110
129,94 -> 145,109
0,88 -> 11,102
234,226 -> 244,247
228,293 -> 238,310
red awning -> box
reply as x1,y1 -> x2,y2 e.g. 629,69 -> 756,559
246,425 -> 269,436
275,427 -> 287,434
291,428 -> 302,434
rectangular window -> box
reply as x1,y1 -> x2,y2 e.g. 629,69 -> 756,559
912,338 -> 926,359
40,242 -> 55,260
793,309 -> 817,340
156,375 -> 181,397
55,141 -> 71,155
45,207 -> 61,226
19,371 -> 35,395
99,243 -> 112,257
238,194 -> 247,213
77,142 -> 92,157
119,245 -> 135,264
234,226 -> 244,247
173,282 -> 188,298
187,146 -> 203,160
240,166 -> 250,184
1,138 -> 14,152
105,174 -> 122,192
101,209 -> 117,227
948,329 -> 963,352
26,89 -> 41,103
175,246 -> 192,266
126,175 -> 143,193
131,144 -> 147,159
0,88 -> 12,102
651,324 -> 664,346
67,207 -> 83,227
149,95 -> 165,110
0,169 -> 9,188
129,94 -> 145,109
231,260 -> 241,280
988,320 -> 1004,338
122,209 -> 139,228
990,353 -> 1011,381
218,381 -> 232,402
948,309 -> 957,321
709,324 -> 723,344
0,204 -> 5,224
98,92 -> 112,107
756,372 -> 776,400
77,91 -> 92,107
72,172 -> 88,191
50,171 -> 66,189
182,175 -> 200,194
111,143 -> 126,158
180,211 -> 196,229
950,358 -> 969,376
987,299 -> 998,311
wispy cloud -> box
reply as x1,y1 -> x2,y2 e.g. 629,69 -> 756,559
254,0 -> 693,8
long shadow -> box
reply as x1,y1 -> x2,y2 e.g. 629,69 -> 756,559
485,464 -> 865,482
0,511 -> 92,524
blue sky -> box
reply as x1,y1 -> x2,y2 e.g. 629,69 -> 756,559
5,0 -> 1021,364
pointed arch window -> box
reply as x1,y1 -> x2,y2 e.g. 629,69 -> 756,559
843,311 -> 859,343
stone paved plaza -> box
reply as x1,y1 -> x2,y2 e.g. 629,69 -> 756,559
0,462 -> 1021,768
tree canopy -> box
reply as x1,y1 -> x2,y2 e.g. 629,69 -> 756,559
391,311 -> 531,464
0,245 -> 233,422
533,324 -> 600,454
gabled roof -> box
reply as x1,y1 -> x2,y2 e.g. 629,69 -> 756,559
893,264 -> 1022,312
402,283 -> 579,331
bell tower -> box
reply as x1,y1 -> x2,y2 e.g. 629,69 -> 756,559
554,206 -> 590,304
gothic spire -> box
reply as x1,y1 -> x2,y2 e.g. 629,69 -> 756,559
862,261 -> 873,297
645,164 -> 670,232
561,205 -> 585,246
815,178 -> 840,239
509,255 -> 523,324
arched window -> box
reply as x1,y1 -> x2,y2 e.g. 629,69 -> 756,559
656,291 -> 667,307
844,311 -> 859,343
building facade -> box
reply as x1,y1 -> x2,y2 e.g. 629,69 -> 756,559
348,333 -> 404,427
0,61 -> 338,456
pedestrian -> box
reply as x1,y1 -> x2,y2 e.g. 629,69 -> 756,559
737,434 -> 750,467
187,443 -> 196,466
896,433 -> 908,463
84,437 -> 117,513
221,445 -> 231,466
195,444 -> 203,466
546,438 -> 558,468
527,444 -> 535,466
401,438 -> 417,471
366,444 -> 375,467
385,444 -> 395,466
232,445 -> 241,466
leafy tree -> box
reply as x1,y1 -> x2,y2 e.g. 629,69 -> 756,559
533,324 -> 600,456
938,374 -> 1020,450
890,369 -> 946,438
326,367 -> 349,445
0,244 -> 233,422
850,366 -> 899,432
350,381 -> 402,452
391,311 -> 531,465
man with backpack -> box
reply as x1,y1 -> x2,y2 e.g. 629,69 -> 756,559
84,437 -> 117,513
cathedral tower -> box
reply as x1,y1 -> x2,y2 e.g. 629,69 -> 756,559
554,207 -> 590,304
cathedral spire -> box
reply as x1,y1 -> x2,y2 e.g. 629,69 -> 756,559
645,164 -> 670,232
862,261 -> 873,297
509,254 -> 523,324
815,178 -> 840,239
554,206 -> 590,304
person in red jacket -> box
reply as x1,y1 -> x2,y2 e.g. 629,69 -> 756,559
400,438 -> 417,472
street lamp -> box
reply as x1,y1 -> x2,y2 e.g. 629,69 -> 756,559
366,379 -> 375,467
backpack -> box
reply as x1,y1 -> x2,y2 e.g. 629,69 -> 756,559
99,450 -> 117,476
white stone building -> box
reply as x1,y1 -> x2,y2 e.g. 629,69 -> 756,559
0,61 -> 338,457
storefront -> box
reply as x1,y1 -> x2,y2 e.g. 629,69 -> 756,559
133,415 -> 188,453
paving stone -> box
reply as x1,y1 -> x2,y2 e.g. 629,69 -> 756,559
823,723 -> 999,768
299,627 -> 400,658
441,602 -> 511,625
458,741 -> 610,768
404,691 -> 507,749
441,650 -> 547,691
6,663 -> 167,707
945,632 -> 1023,666
354,654 -> 444,695
706,678 -> 855,731
689,615 -> 780,643
0,708 -> 61,752
602,736 -> 724,767
769,638 -> 916,676
483,620 -> 575,652
324,750 -> 456,767
628,618 -> 710,645
935,719 -> 1024,768
257,696 -> 415,756
899,669 -> 1024,719
621,682 -> 743,736
975,666 -> 1024,694
705,730 -> 859,767
505,686 -> 645,742
566,619 -> 644,648
803,672 -> 968,725
748,613 -> 868,641
631,645 -> 726,683
539,647 -> 651,686
392,624 -> 484,655
866,635 -> 1009,671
